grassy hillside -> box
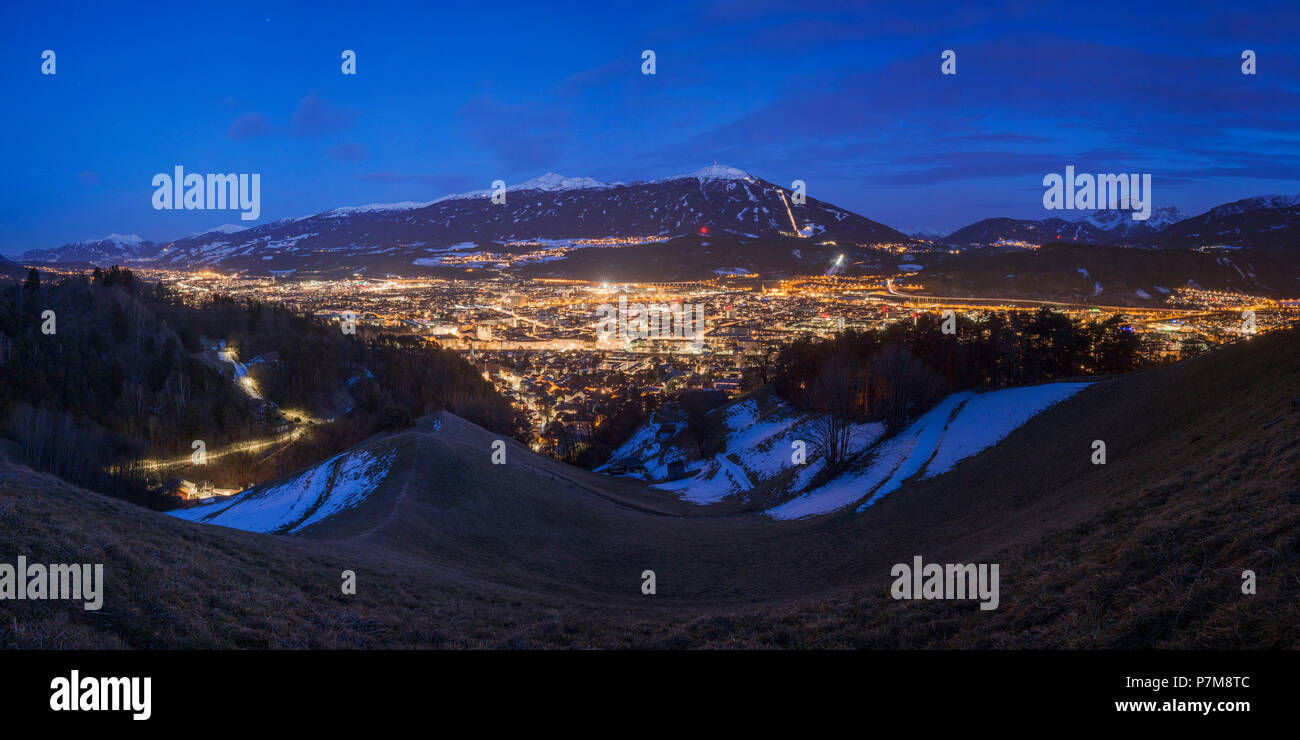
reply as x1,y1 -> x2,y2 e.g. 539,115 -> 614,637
1,327 -> 1296,648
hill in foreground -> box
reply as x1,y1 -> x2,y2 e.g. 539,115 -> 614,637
1,327 -> 1297,648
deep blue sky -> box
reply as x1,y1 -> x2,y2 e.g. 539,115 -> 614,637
3,0 -> 1299,254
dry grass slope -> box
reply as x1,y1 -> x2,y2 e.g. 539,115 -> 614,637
1,326 -> 1296,648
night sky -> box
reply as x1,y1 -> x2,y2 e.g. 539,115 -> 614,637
2,0 -> 1298,255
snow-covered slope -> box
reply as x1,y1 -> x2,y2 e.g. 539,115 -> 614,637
608,383 -> 1088,518
168,446 -> 396,534
601,393 -> 885,505
768,383 -> 1088,519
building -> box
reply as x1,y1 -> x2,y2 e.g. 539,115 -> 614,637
163,479 -> 242,501
164,479 -> 200,500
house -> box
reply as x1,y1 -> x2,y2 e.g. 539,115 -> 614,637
163,479 -> 200,500
164,479 -> 241,501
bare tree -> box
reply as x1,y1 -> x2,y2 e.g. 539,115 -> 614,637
809,353 -> 864,474
868,344 -> 947,434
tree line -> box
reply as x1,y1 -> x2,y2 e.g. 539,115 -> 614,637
0,268 -> 520,506
770,310 -> 1148,474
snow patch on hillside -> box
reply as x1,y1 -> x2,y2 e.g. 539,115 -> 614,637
168,448 -> 395,533
606,395 -> 883,505
922,384 -> 1090,477
766,383 -> 1088,520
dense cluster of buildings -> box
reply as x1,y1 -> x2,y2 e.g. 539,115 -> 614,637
147,268 -> 1297,448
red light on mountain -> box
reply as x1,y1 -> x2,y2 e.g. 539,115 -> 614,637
699,226 -> 708,234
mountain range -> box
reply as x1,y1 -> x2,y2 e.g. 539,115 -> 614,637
13,166 -> 1300,282
944,205 -> 1186,249
17,166 -> 906,274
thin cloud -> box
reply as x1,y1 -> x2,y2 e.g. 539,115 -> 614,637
227,112 -> 274,139
292,93 -> 358,137
328,142 -> 367,161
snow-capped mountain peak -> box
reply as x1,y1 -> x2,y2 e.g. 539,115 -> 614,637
325,174 -> 615,217
189,224 -> 248,237
326,200 -> 440,217
1204,194 -> 1300,218
88,233 -> 145,247
511,173 -> 612,192
1068,204 -> 1184,231
19,233 -> 154,264
668,164 -> 752,183
903,226 -> 950,241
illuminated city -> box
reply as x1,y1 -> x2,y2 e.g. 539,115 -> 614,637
129,265 -> 1298,454
2,0 -> 1299,698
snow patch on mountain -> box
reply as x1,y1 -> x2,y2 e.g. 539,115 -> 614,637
1201,194 -> 1300,219
99,233 -> 144,246
512,173 -> 615,192
669,164 -> 752,183
190,224 -> 249,237
326,174 -> 617,217
905,227 -> 949,241
1069,205 -> 1184,231
326,201 -> 440,216
168,447 -> 396,534
767,383 -> 1088,520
